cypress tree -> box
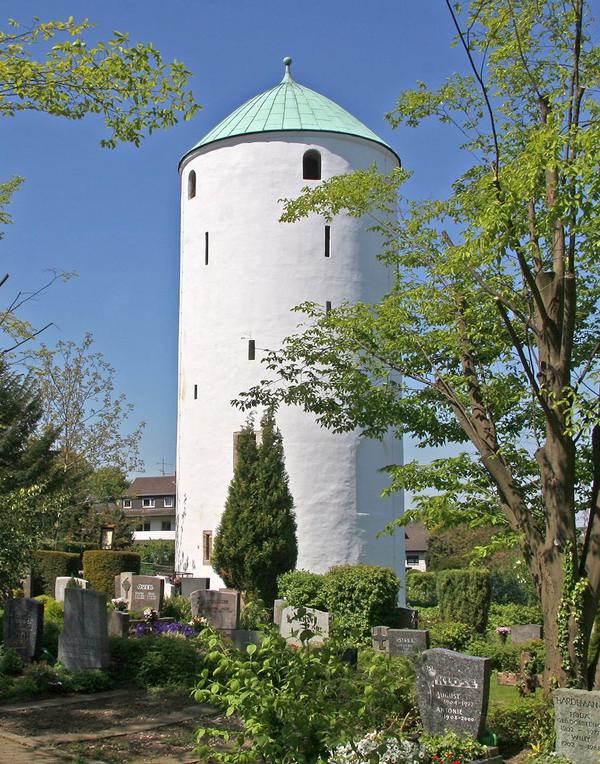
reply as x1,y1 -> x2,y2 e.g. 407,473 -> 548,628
212,410 -> 297,605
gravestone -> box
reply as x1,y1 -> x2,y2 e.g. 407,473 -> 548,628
416,648 -> 491,739
371,625 -> 389,653
190,589 -> 240,630
554,689 -> 600,764
279,606 -> 331,647
55,576 -> 89,602
130,576 -> 165,611
2,598 -> 43,662
273,599 -> 287,627
388,628 -> 430,657
396,607 -> 419,629
21,573 -> 32,599
107,610 -> 130,638
114,571 -> 135,600
58,588 -> 109,670
510,624 -> 542,643
180,577 -> 210,598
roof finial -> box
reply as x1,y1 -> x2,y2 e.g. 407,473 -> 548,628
282,56 -> 293,82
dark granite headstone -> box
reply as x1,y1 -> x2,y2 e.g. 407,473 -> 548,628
180,577 -> 210,598
554,689 -> 600,763
190,589 -> 240,630
58,588 -> 109,670
130,575 -> 165,611
371,625 -> 389,653
107,610 -> 130,638
2,598 -> 43,662
416,648 -> 491,739
509,624 -> 542,643
396,607 -> 419,629
388,628 -> 430,657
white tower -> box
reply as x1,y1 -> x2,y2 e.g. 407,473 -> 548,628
176,58 -> 404,595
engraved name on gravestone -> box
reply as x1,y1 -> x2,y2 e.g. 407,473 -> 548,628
55,577 -> 90,602
416,648 -> 491,739
180,577 -> 210,598
3,598 -> 43,662
388,629 -> 430,658
396,607 -> 419,629
131,576 -> 164,610
190,589 -> 240,630
510,624 -> 543,643
554,689 -> 600,764
58,588 -> 109,670
279,606 -> 331,647
372,626 -> 389,653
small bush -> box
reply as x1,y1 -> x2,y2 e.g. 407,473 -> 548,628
32,551 -> 80,596
33,596 -> 63,657
83,550 -> 140,598
239,598 -> 270,629
277,569 -> 326,609
437,568 -> 491,633
465,636 -> 546,672
405,570 -> 437,607
487,602 -> 542,633
136,540 -> 175,567
487,697 -> 554,750
0,645 -> 23,675
417,605 -> 441,628
429,621 -> 474,651
108,636 -> 147,681
61,668 -> 114,693
161,595 -> 192,622
136,635 -> 203,689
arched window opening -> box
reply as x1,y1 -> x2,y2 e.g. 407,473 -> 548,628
303,150 -> 321,180
188,170 -> 196,199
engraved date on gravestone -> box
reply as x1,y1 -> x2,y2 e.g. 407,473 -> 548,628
554,689 -> 600,764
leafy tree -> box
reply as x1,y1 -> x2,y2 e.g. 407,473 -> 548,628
236,1 -> 600,688
212,411 -> 297,604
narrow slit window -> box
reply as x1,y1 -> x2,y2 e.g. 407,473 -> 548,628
188,170 -> 196,199
204,232 -> 209,265
203,531 -> 213,564
248,340 -> 255,360
303,150 -> 321,180
326,300 -> 332,314
324,225 -> 331,258
194,384 -> 198,400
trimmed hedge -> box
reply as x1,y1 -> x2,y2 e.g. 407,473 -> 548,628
32,551 -> 80,596
406,570 -> 438,607
83,550 -> 140,598
277,569 -> 326,609
437,568 -> 491,633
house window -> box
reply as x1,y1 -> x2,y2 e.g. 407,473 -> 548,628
142,498 -> 155,508
136,522 -> 151,532
122,499 -> 132,509
248,339 -> 255,360
324,225 -> 331,257
303,150 -> 321,180
194,384 -> 198,400
406,555 -> 420,565
325,300 -> 332,314
203,531 -> 213,564
188,170 -> 196,199
205,231 -> 209,265
163,496 -> 174,508
161,520 -> 172,531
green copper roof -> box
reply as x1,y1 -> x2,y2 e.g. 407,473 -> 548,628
183,58 -> 398,162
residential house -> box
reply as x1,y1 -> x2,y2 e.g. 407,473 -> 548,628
404,522 -> 429,571
122,475 -> 176,542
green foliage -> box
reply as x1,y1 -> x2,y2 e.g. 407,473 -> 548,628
277,569 -> 326,609
421,731 -> 487,761
31,551 -> 79,596
430,621 -> 474,652
194,629 -> 415,764
465,636 -> 545,672
239,598 -> 270,630
83,549 -> 140,597
322,564 -> 401,642
137,539 -> 175,567
34,595 -> 64,656
427,525 -> 499,571
0,645 -> 23,675
405,570 -> 438,607
161,595 -> 192,622
212,411 -> 297,604
108,634 -> 203,689
437,569 -> 491,633
487,603 -> 542,633
487,696 -> 555,750
416,606 -> 441,628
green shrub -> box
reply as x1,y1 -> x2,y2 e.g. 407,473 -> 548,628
430,621 -> 474,651
406,570 -> 438,607
33,596 -> 64,657
421,731 -> 487,761
465,636 -> 545,672
487,697 -> 554,750
277,569 -> 326,609
0,645 -> 23,675
31,551 -> 80,596
322,564 -> 400,642
487,602 -> 542,633
437,568 -> 491,633
60,668 -> 113,693
161,595 -> 192,622
83,550 -> 140,597
136,539 -> 175,566
136,635 -> 204,689
417,605 -> 442,628
108,636 -> 147,681
239,598 -> 270,630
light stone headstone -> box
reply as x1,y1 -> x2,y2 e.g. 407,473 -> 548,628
190,589 -> 240,630
21,573 -> 32,599
58,588 -> 109,670
509,624 -> 543,643
371,625 -> 389,653
554,689 -> 600,764
279,606 -> 331,647
2,598 -> 43,662
273,599 -> 287,626
114,572 -> 135,601
388,628 -> 430,657
415,648 -> 491,739
55,576 -> 89,602
107,610 -> 130,638
130,575 -> 164,611
180,577 -> 210,598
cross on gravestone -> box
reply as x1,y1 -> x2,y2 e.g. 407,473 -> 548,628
122,579 -> 131,594
2,598 -> 43,662
371,626 -> 389,652
554,689 -> 600,764
415,648 -> 491,739
58,588 -> 109,670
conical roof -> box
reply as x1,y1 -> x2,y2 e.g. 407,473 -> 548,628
182,58 -> 398,162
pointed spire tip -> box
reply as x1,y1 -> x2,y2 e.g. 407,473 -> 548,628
282,56 -> 293,82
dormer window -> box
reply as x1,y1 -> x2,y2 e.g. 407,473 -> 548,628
142,497 -> 155,509
122,499 -> 132,509
188,170 -> 196,199
303,150 -> 321,180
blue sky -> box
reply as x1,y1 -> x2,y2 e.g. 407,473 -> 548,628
2,1 -> 476,480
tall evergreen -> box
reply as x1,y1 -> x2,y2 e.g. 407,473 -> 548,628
212,411 -> 297,605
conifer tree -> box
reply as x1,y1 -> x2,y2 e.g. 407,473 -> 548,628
212,411 -> 297,605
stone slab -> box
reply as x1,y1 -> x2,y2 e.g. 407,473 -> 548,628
273,599 -> 287,626
554,688 -> 600,763
396,606 -> 419,629
129,575 -> 164,611
107,610 -> 130,638
2,598 -> 43,662
387,628 -> 429,657
58,588 -> 109,670
54,577 -> 89,602
180,577 -> 210,598
371,625 -> 389,653
279,606 -> 330,647
509,623 -> 543,643
190,589 -> 240,630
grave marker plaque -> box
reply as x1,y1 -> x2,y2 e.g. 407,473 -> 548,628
107,610 -> 130,638
130,576 -> 164,610
510,624 -> 543,643
190,589 -> 240,630
2,598 -> 43,662
416,648 -> 491,739
58,588 -> 109,670
371,625 -> 389,653
180,577 -> 210,598
396,607 -> 419,629
554,689 -> 600,764
55,576 -> 89,602
388,628 -> 430,657
279,606 -> 331,647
